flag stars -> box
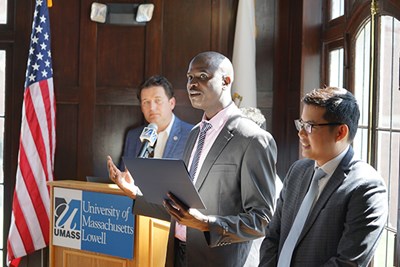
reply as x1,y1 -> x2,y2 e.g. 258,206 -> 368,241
41,69 -> 48,78
32,63 -> 40,71
35,25 -> 43,33
32,36 -> 39,44
29,73 -> 36,82
23,1 -> 53,87
40,15 -> 46,24
40,42 -> 47,50
36,52 -> 44,60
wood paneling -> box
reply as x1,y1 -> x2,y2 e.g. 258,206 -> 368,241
54,105 -> 78,180
46,0 -> 239,181
135,216 -> 170,267
7,0 -> 279,183
96,24 -> 146,87
6,0 -> 280,265
50,0 -> 80,88
272,0 -> 324,178
272,0 -> 302,178
93,105 -> 143,176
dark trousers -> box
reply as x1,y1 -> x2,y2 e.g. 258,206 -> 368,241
174,238 -> 187,267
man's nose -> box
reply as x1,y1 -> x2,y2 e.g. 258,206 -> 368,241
188,78 -> 198,88
149,101 -> 157,110
298,127 -> 307,137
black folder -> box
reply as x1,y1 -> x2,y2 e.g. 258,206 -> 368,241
123,157 -> 206,209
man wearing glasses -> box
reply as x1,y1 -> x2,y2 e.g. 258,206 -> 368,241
259,87 -> 388,267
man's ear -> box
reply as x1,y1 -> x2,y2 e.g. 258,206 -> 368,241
223,75 -> 231,86
169,97 -> 176,110
336,124 -> 349,142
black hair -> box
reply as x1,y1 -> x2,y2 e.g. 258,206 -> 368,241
302,87 -> 360,142
137,75 -> 174,101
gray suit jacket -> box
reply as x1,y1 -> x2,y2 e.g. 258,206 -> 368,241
259,147 -> 388,267
135,114 -> 278,267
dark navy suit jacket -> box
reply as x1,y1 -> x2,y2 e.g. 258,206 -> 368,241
120,115 -> 193,167
259,147 -> 388,267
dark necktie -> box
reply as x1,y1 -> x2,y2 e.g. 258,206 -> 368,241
189,121 -> 212,180
277,167 -> 326,267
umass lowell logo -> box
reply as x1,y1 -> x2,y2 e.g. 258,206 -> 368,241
54,197 -> 81,240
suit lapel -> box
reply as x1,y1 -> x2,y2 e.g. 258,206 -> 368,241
298,147 -> 355,241
183,125 -> 199,165
163,118 -> 181,158
135,126 -> 146,157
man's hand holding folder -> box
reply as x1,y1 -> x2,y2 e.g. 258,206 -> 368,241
163,192 -> 210,232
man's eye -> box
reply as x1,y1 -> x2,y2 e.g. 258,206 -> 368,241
200,74 -> 207,80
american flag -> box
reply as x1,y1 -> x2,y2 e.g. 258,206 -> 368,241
7,0 -> 56,265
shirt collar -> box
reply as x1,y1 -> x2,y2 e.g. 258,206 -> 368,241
200,102 -> 239,131
316,145 -> 350,176
160,114 -> 175,136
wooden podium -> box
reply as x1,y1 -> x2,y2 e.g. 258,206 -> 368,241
48,180 -> 170,267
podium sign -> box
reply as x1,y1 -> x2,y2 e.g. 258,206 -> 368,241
52,187 -> 135,259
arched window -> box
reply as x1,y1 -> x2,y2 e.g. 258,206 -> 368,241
323,0 -> 400,265
353,14 -> 400,267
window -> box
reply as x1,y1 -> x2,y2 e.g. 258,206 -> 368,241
330,0 -> 344,20
323,1 -> 400,265
353,21 -> 371,162
353,16 -> 400,266
328,47 -> 344,87
0,0 -> 7,24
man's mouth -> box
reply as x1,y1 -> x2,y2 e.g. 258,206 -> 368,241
300,142 -> 310,149
189,90 -> 201,96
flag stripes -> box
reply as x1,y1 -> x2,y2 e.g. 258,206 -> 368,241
7,0 -> 56,265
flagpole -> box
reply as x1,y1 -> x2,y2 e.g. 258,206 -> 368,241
7,0 -> 56,265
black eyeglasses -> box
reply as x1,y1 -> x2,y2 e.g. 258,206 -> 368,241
294,119 -> 343,134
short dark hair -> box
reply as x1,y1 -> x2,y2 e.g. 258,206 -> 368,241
137,75 -> 174,101
302,87 -> 360,142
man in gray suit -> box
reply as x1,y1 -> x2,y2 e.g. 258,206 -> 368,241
259,87 -> 388,267
108,51 -> 279,266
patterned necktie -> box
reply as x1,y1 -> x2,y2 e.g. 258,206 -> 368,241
189,121 -> 212,180
277,167 -> 326,267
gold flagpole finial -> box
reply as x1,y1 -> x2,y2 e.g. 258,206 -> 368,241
48,0 -> 53,8
371,0 -> 378,15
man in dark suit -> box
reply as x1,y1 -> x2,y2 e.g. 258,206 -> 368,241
121,75 -> 193,162
259,87 -> 388,267
108,51 -> 279,266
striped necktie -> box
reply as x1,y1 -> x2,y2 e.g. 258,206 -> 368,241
189,121 -> 212,180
